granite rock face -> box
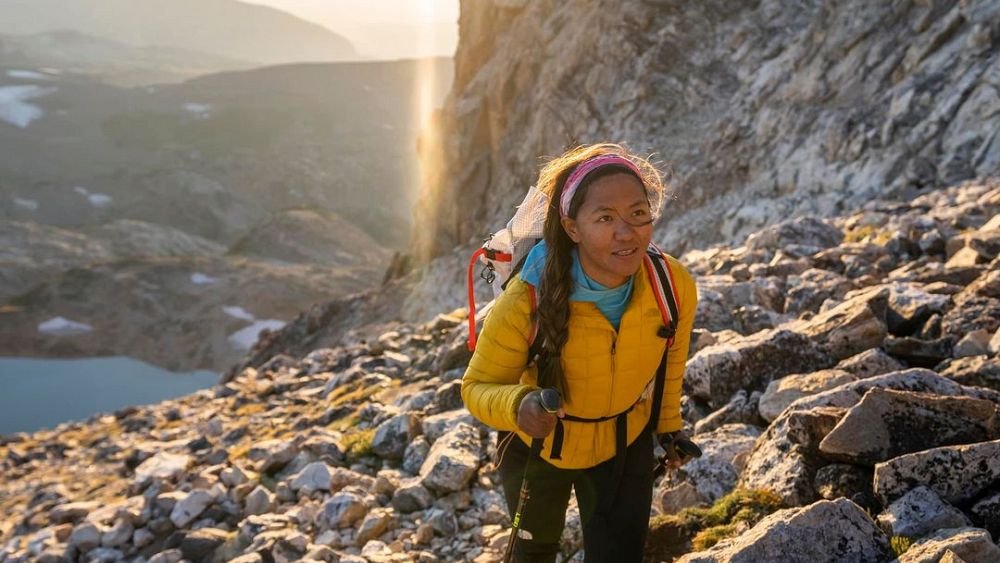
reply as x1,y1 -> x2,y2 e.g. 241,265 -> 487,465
407,0 -> 1000,322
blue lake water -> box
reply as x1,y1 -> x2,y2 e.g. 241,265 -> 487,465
0,357 -> 218,435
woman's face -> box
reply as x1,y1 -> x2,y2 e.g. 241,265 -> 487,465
560,172 -> 653,288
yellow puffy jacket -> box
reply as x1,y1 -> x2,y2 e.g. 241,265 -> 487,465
461,253 -> 698,469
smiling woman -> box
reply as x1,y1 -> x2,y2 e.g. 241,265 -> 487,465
461,143 -> 701,562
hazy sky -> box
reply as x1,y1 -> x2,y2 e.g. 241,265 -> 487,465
243,0 -> 460,60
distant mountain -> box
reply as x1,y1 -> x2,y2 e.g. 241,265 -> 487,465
0,57 -> 452,369
0,57 -> 453,248
0,30 -> 258,87
0,0 -> 359,65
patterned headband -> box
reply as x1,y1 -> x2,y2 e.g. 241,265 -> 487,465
559,154 -> 644,218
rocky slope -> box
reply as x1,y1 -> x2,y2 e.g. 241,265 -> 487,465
403,0 -> 999,320
2,177 -> 998,562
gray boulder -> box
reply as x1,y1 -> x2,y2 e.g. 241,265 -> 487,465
818,388 -> 997,465
783,268 -> 856,317
938,356 -> 1000,391
686,330 -> 831,409
895,527 -> 1000,563
319,491 -> 369,529
659,424 -> 760,511
419,423 -> 482,494
247,439 -> 297,474
371,413 -> 421,460
874,439 -> 1000,505
133,452 -> 192,484
785,368 -> 1000,413
835,348 -> 905,379
876,486 -> 972,539
813,463 -> 877,512
391,478 -> 435,513
694,390 -> 764,434
738,406 -> 845,506
787,285 -> 889,361
169,489 -> 213,529
675,498 -> 890,563
758,369 -> 857,422
970,490 -> 1000,541
289,462 -> 334,493
422,410 -> 478,444
745,217 -> 844,254
179,528 -> 231,562
402,435 -> 431,475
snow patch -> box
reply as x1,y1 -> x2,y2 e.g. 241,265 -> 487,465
222,306 -> 255,321
13,197 -> 39,211
7,70 -> 51,80
190,273 -> 218,285
183,103 -> 211,118
38,316 -> 93,336
73,186 -> 89,195
87,193 -> 113,208
0,85 -> 56,128
227,320 -> 286,350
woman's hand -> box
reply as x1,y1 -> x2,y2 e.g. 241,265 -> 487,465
516,390 -> 565,438
660,430 -> 696,470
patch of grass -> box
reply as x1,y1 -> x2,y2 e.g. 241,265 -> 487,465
327,412 -> 360,432
234,403 -> 268,417
328,384 -> 382,409
652,488 -> 785,552
844,224 -> 894,245
691,523 -> 740,550
229,442 -> 251,460
341,428 -> 376,462
890,535 -> 914,557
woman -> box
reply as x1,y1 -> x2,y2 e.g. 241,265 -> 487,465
461,143 -> 699,562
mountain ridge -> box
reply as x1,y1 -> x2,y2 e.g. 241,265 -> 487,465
0,0 -> 359,66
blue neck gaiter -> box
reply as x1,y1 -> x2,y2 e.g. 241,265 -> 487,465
520,240 -> 634,330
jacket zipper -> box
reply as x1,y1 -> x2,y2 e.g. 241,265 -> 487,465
609,335 -> 618,413
611,337 -> 617,371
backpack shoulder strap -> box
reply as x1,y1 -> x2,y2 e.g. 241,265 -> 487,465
643,243 -> 681,345
643,242 -> 682,434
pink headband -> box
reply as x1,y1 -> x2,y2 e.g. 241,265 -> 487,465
559,154 -> 643,218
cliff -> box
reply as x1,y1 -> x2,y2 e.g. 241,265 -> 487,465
405,0 -> 998,319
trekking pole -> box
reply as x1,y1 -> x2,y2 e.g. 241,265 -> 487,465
503,388 -> 561,563
652,432 -> 703,479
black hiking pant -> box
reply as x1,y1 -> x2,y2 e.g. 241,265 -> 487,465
496,429 -> 655,563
